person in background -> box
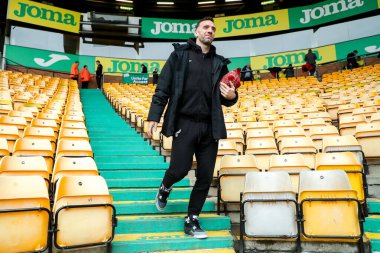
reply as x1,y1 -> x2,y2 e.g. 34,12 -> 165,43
70,61 -> 79,81
141,64 -> 148,73
96,60 -> 103,89
304,49 -> 317,76
152,68 -> 159,85
284,64 -> 295,78
80,65 -> 91,89
146,17 -> 238,239
347,50 -> 359,69
241,64 -> 253,81
254,70 -> 261,81
357,56 -> 364,67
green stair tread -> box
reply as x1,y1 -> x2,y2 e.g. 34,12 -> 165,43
369,201 -> 380,214
106,178 -> 190,188
115,200 -> 215,215
365,216 -> 380,233
109,187 -> 192,201
112,231 -> 232,253
101,170 -> 166,179
116,214 -> 230,234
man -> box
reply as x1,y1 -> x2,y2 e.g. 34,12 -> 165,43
70,61 -> 79,81
304,49 -> 317,76
96,60 -> 103,89
146,17 -> 238,239
241,64 -> 253,81
347,50 -> 359,70
141,64 -> 148,73
80,65 -> 91,89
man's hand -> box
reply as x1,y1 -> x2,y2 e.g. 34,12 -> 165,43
146,121 -> 158,138
220,82 -> 236,100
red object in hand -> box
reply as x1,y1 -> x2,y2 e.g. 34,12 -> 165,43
221,68 -> 241,89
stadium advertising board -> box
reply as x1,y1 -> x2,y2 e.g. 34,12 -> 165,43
142,18 -> 198,39
7,0 -> 81,33
5,45 -> 95,72
122,73 -> 149,84
214,9 -> 289,38
335,35 -> 380,60
96,57 -> 166,73
289,0 -> 379,29
250,45 -> 337,70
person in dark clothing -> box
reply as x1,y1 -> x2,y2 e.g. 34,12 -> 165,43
146,17 -> 238,239
347,50 -> 359,70
284,64 -> 295,78
152,68 -> 159,84
304,49 -> 317,76
96,60 -> 103,89
141,64 -> 148,73
241,64 -> 253,81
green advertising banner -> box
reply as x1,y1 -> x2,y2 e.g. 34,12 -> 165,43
289,0 -> 379,29
122,73 -> 149,84
142,17 -> 197,39
335,34 -> 380,60
229,57 -> 251,70
5,45 -> 95,73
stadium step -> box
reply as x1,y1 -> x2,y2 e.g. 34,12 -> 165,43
106,177 -> 190,188
109,187 -> 193,201
112,231 -> 233,253
365,199 -> 380,252
116,214 -> 231,234
80,89 -> 234,253
114,199 -> 215,215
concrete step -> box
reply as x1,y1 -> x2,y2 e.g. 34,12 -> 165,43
112,230 -> 233,253
101,170 -> 166,179
114,199 -> 215,215
94,149 -> 159,156
368,200 -> 380,214
116,213 -> 230,234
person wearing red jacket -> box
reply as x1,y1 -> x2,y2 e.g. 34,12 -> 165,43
70,61 -> 79,81
80,65 -> 91,89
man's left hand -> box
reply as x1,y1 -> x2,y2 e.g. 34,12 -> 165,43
220,82 -> 236,100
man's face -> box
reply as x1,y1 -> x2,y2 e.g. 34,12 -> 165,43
96,62 -> 99,65
195,20 -> 216,46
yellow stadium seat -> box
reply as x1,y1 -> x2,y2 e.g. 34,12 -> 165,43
213,140 -> 239,177
58,128 -> 89,142
279,137 -> 317,169
23,126 -> 57,151
276,127 -> 306,145
37,112 -> 61,125
246,127 -> 274,144
300,118 -> 326,134
52,157 -> 98,185
315,152 -> 366,206
8,110 -> 34,125
0,115 -> 27,136
12,138 -> 54,174
0,156 -> 49,189
298,170 -> 363,248
217,155 -> 260,214
309,125 -> 340,151
245,138 -> 278,171
226,129 -> 245,154
352,106 -> 377,120
245,121 -> 270,131
31,118 -> 59,137
0,176 -> 50,253
339,115 -> 367,136
269,154 -> 310,193
0,138 -> 9,157
53,176 -> 116,249
355,122 -> 380,164
0,124 -> 19,153
56,140 -> 93,159
61,121 -> 87,130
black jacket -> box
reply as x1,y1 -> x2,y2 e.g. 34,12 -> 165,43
147,40 -> 238,140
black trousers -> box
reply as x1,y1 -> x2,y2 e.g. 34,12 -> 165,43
96,76 -> 102,89
81,81 -> 89,89
162,117 -> 218,216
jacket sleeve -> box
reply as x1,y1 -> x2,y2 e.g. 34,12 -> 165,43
147,52 -> 176,122
220,64 -> 239,107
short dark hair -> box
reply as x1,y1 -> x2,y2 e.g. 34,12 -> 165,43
196,17 -> 214,29
96,60 -> 100,63
354,50 -> 358,53
84,65 -> 87,68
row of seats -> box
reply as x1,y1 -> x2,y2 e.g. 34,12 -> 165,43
0,71 -> 116,252
217,152 -> 366,214
239,170 -> 364,251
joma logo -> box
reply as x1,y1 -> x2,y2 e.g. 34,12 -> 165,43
300,0 -> 364,24
151,21 -> 196,35
13,2 -> 77,26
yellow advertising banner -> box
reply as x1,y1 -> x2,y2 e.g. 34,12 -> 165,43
378,0 -> 380,8
250,45 -> 337,70
214,9 -> 289,38
96,57 -> 166,74
7,0 -> 80,33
